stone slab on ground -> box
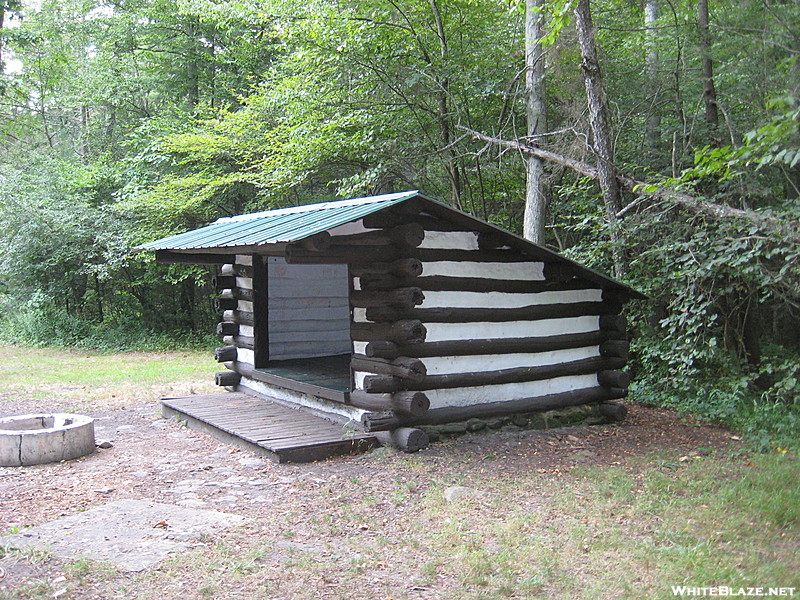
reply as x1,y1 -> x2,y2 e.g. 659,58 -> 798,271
0,499 -> 249,572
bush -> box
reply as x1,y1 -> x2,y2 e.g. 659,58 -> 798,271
0,301 -> 216,353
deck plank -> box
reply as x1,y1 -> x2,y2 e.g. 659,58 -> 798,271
161,392 -> 376,463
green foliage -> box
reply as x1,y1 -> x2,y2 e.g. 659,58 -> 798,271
0,0 -> 798,450
0,298 -> 216,352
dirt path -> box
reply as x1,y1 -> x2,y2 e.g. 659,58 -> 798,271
0,397 -> 742,599
1,401 -> 736,529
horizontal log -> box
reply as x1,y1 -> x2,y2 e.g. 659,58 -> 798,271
597,369 -> 630,388
231,361 -> 346,403
602,288 -> 629,305
220,263 -> 254,278
155,250 -> 231,264
222,309 -> 254,326
348,391 -> 430,417
360,410 -> 407,432
216,321 -> 239,336
384,276 -> 598,294
411,248 -> 531,263
350,288 -> 424,309
331,223 -> 425,249
350,320 -> 427,345
287,246 -> 534,265
599,314 -> 627,332
362,374 -> 401,394
214,345 -> 238,363
285,245 -> 401,264
350,259 -> 423,279
298,232 -> 331,252
364,331 -> 606,359
350,356 -> 427,382
598,401 -> 628,421
357,273 -> 408,292
543,262 -> 575,283
401,355 -> 625,391
365,301 -> 613,324
373,427 -> 430,452
217,288 -> 254,302
362,212 -> 459,232
221,335 -> 255,349
412,387 -> 627,425
600,339 -> 629,359
214,297 -> 239,311
215,371 -> 241,387
477,231 -> 508,250
212,275 -> 237,290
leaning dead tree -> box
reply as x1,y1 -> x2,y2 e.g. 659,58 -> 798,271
461,127 -> 800,244
574,0 -> 626,278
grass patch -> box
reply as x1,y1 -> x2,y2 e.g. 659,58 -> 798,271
0,344 -> 217,411
410,453 -> 800,599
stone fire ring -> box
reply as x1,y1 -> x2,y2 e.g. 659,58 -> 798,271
0,414 -> 96,467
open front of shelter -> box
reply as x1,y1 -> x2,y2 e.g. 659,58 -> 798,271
138,191 -> 644,461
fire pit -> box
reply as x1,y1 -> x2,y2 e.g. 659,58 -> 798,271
0,414 -> 95,466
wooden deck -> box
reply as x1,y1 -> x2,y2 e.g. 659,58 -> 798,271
161,392 -> 377,463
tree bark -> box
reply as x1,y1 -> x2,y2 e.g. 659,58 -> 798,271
644,0 -> 662,152
523,0 -> 548,244
697,0 -> 719,144
574,0 -> 626,278
429,0 -> 463,210
461,127 -> 800,243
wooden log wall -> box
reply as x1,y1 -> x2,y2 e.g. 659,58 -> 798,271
309,207 -> 632,431
212,204 -> 633,432
213,255 -> 258,388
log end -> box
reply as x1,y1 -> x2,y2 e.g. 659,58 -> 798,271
214,345 -> 238,363
598,401 -> 628,422
215,371 -> 241,387
375,427 -> 430,453
391,391 -> 430,417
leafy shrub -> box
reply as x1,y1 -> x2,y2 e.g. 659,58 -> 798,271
0,297 -> 216,353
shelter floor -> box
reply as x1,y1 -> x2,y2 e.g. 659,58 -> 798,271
257,354 -> 351,394
161,392 -> 375,463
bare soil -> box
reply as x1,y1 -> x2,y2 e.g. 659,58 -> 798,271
0,389 -> 743,599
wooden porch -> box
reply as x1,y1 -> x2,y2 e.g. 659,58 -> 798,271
161,392 -> 377,463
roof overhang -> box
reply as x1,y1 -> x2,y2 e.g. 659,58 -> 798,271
137,190 -> 646,300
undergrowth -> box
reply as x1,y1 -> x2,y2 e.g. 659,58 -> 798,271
630,337 -> 800,453
0,305 -> 216,353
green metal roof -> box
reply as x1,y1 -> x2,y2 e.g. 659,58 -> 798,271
137,189 -> 645,299
137,190 -> 419,251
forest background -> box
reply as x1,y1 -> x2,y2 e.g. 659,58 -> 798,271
0,0 -> 797,449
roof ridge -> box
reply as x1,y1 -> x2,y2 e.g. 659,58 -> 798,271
215,190 -> 419,224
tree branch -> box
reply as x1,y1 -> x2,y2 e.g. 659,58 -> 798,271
460,126 -> 799,241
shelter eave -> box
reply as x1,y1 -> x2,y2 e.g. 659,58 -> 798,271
413,196 -> 648,301
153,244 -> 287,264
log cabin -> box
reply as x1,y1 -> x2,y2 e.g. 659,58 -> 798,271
138,191 -> 645,456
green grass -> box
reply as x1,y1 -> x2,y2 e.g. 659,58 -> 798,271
0,344 -> 218,412
407,452 -> 800,600
1,345 -> 797,600
0,345 -> 217,387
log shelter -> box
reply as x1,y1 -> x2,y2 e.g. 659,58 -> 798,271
138,191 -> 645,460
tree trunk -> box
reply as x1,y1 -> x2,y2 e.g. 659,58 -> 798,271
644,0 -> 661,153
185,18 -> 201,109
523,0 -> 548,244
81,105 -> 90,162
574,0 -> 626,278
697,0 -> 720,145
429,0 -> 463,210
0,5 -> 5,69
462,126 -> 800,242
